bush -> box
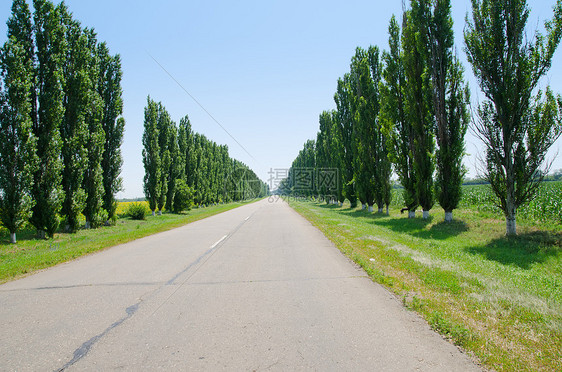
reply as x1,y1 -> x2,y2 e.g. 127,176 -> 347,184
173,179 -> 194,213
126,202 -> 148,220
88,209 -> 109,229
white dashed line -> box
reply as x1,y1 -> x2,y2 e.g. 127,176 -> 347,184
210,235 -> 228,249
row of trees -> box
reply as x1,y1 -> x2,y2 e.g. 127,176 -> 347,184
283,0 -> 562,235
0,0 -> 125,243
142,97 -> 268,214
282,0 -> 469,222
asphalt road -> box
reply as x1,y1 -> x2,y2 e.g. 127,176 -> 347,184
0,198 -> 480,371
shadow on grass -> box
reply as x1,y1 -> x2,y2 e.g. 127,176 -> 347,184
316,203 -> 392,220
465,231 -> 562,269
375,217 -> 469,239
0,227 -> 45,245
314,202 -> 469,239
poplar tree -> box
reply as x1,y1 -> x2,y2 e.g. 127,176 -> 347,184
292,139 -> 316,197
426,0 -> 470,222
219,144 -> 231,202
316,110 -> 340,203
465,0 -> 562,235
179,115 -> 195,189
30,0 -> 66,238
350,47 -> 376,211
142,96 -> 160,216
368,46 -> 392,214
177,117 -> 188,182
82,29 -> 105,228
0,0 -> 37,244
380,15 -> 417,218
98,42 -> 124,223
59,8 -> 88,232
330,110 -> 346,205
334,74 -> 357,208
156,103 -> 171,214
165,122 -> 180,211
403,2 -> 435,219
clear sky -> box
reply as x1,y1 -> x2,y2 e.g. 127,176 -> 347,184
1,0 -> 561,198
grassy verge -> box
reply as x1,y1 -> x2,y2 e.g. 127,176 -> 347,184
0,200 -> 258,284
289,199 -> 561,371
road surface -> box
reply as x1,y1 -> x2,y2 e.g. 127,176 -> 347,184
0,198 -> 480,371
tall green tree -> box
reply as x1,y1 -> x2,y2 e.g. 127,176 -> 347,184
291,139 -> 316,197
165,121 -> 180,211
350,47 -> 376,211
82,29 -> 105,228
30,0 -> 66,238
334,74 -> 357,208
59,8 -> 88,232
380,15 -> 417,218
465,0 -> 562,235
179,115 -> 196,188
403,2 -> 435,219
177,116 -> 188,182
316,110 -> 340,203
156,103 -> 171,214
425,0 -> 470,222
219,144 -> 231,202
434,57 -> 469,222
142,96 -> 160,216
330,110 -> 346,205
367,46 -> 392,214
0,0 -> 37,244
97,42 -> 124,223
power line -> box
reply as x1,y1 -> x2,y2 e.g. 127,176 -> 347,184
146,51 -> 256,162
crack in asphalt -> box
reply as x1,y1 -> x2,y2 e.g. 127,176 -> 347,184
151,208 -> 259,315
0,282 -> 165,292
53,206 -> 260,371
54,302 -> 140,372
165,242 -> 222,286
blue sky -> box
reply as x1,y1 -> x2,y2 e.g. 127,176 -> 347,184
1,0 -> 561,198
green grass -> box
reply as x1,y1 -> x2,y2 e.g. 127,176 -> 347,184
289,199 -> 562,371
0,200 -> 259,284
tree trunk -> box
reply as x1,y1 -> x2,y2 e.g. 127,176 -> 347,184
422,210 -> 429,219
506,214 -> 517,236
378,207 -> 383,213
10,232 -> 16,244
362,203 -> 366,210
386,205 -> 389,215
85,220 -> 91,229
339,202 -> 343,207
444,211 -> 453,223
505,181 -> 517,235
368,205 -> 373,212
505,149 -> 517,236
408,210 -> 416,219
158,210 -> 162,216
152,210 -> 155,216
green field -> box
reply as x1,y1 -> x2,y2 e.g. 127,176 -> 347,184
0,200 -> 258,284
288,182 -> 561,371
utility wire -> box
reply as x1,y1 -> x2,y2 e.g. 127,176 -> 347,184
146,51 -> 256,161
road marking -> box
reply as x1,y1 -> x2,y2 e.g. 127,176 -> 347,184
211,235 -> 228,249
245,216 -> 250,221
